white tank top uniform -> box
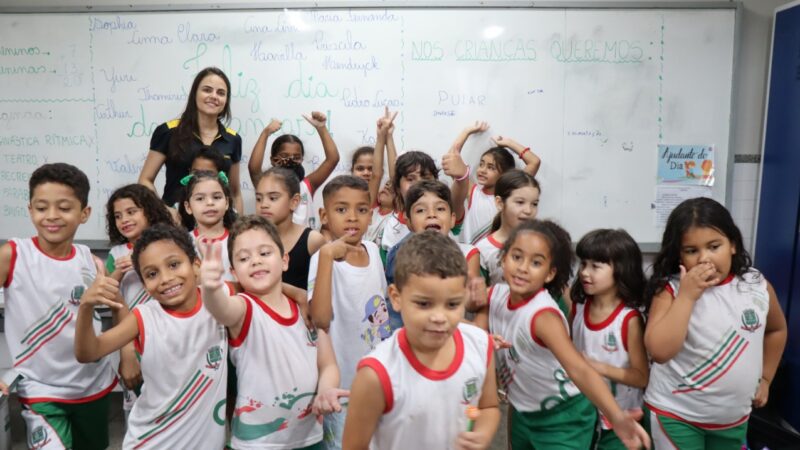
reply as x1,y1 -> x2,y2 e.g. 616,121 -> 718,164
191,229 -> 235,282
488,284 -> 581,412
4,238 -> 117,403
293,178 -> 318,229
365,207 -> 392,247
457,243 -> 480,266
358,323 -> 492,450
476,235 -> 504,286
572,300 -> 643,429
462,185 -> 496,245
125,290 -> 228,449
308,240 -> 391,390
379,212 -> 411,255
644,270 -> 769,428
228,293 -> 322,449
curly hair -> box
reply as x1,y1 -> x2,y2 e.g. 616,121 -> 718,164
500,219 -> 574,298
570,228 -> 646,310
132,223 -> 198,281
106,184 -> 174,245
179,170 -> 238,231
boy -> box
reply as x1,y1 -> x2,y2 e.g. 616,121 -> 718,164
308,175 -> 397,449
343,232 -> 500,449
385,180 -> 486,309
0,163 -> 117,449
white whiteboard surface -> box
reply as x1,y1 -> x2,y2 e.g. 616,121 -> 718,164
0,7 -> 736,245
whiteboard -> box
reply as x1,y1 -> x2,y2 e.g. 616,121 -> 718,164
0,6 -> 737,246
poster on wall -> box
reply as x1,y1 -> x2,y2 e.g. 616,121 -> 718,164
657,144 -> 715,186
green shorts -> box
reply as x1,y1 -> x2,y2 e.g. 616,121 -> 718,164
644,404 -> 747,449
21,394 -> 110,450
597,428 -> 628,450
510,394 -> 599,450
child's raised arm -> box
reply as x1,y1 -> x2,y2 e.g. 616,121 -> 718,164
645,262 -> 719,363
536,310 -> 650,450
248,119 -> 282,187
443,122 -> 489,222
585,313 -> 649,390
456,351 -> 500,450
369,107 -> 398,207
199,241 -> 247,337
342,364 -> 385,450
754,281 -> 788,408
75,260 -> 138,363
312,330 -> 349,416
492,135 -> 541,176
304,111 -> 341,192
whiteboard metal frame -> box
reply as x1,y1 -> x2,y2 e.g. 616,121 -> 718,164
0,2 -> 742,251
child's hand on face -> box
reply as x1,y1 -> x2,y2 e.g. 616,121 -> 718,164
303,111 -> 327,129
264,118 -> 282,135
82,260 -> 122,310
111,255 -> 133,282
678,262 -> 720,301
376,106 -> 398,137
322,237 -> 364,262
464,121 -> 490,136
312,387 -> 350,416
199,241 -> 225,292
610,412 -> 651,450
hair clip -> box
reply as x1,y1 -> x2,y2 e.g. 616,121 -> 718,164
218,171 -> 229,185
179,174 -> 194,186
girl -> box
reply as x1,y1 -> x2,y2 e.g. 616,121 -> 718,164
180,170 -> 238,281
248,113 -> 341,229
75,224 -> 230,449
444,122 -> 541,245
570,229 -> 649,450
379,150 -> 440,262
475,169 -> 540,286
200,215 -> 346,449
140,67 -> 243,213
105,184 -> 174,402
475,220 -> 649,450
255,167 -> 326,293
644,197 -> 787,449
359,107 -> 398,247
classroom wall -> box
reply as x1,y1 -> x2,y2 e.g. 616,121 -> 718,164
0,0 -> 789,252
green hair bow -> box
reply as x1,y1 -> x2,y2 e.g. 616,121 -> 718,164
179,171 -> 229,186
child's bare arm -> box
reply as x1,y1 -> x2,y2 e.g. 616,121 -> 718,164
456,351 -> 500,450
199,241 -> 247,337
754,281 -> 788,408
585,314 -> 649,389
386,122 -> 398,183
537,311 -> 650,449
309,248 -> 335,332
0,243 -> 12,290
119,342 -> 142,389
76,309 -> 138,363
248,119 -> 282,186
493,135 -> 541,176
312,330 -> 349,415
342,365 -> 385,450
304,112 -> 341,192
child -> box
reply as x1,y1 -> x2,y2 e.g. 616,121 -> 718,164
474,220 -> 649,450
0,163 -> 117,450
570,229 -> 649,450
443,122 -> 541,245
248,113 -> 341,229
360,107 -> 398,248
379,151 -> 440,261
199,215 -> 346,449
386,180 -> 486,309
308,175 -> 396,448
644,197 -> 787,449
74,224 -> 229,449
343,231 -> 500,449
191,145 -> 227,174
255,167 -> 326,292
105,184 -> 174,411
474,169 -> 540,286
180,169 -> 238,281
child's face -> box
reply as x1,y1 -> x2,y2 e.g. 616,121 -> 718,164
321,187 -> 372,245
476,154 -> 501,187
114,198 -> 148,243
497,186 -> 539,229
271,142 -> 304,165
680,226 -> 736,282
398,166 -> 434,200
377,180 -> 395,208
191,157 -> 218,173
255,175 -> 298,224
138,240 -> 200,312
185,179 -> 228,228
502,232 -> 556,298
408,192 -> 455,235
195,74 -> 228,118
28,182 -> 90,248
230,228 -> 288,294
352,154 -> 374,183
388,274 -> 466,352
579,259 -> 616,298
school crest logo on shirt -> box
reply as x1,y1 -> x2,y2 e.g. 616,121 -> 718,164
68,285 -> 86,306
205,345 -> 223,370
29,426 -> 50,449
306,326 -> 319,347
462,377 -> 480,404
602,333 -> 619,353
740,309 -> 762,332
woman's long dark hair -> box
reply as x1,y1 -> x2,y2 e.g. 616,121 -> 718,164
169,67 -> 232,161
645,197 -> 751,311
